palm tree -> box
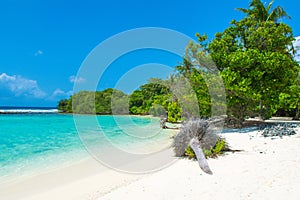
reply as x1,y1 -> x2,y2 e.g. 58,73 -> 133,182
236,0 -> 291,23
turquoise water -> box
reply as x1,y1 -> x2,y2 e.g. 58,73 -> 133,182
0,114 -> 169,183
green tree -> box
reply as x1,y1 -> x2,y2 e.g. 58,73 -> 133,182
129,78 -> 170,115
129,90 -> 145,114
175,39 -> 225,118
167,101 -> 182,122
209,3 -> 298,121
58,98 -> 72,112
68,89 -> 128,114
72,91 -> 95,114
111,90 -> 129,115
277,72 -> 300,119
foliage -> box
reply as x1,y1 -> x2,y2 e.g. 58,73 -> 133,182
128,78 -> 183,122
185,139 -> 227,159
277,76 -> 300,118
211,139 -> 226,156
58,98 -> 72,112
235,0 -> 291,23
128,90 -> 145,114
58,89 -> 128,114
59,78 -> 183,121
129,78 -> 170,115
175,41 -> 212,118
208,2 -> 299,121
149,104 -> 167,117
173,118 -> 223,157
58,0 -> 300,124
111,90 -> 129,115
167,101 -> 182,122
184,145 -> 196,158
173,118 -> 226,174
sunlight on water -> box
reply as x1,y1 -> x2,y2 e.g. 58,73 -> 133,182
0,114 -> 170,183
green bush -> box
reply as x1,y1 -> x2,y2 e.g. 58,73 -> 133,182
167,102 -> 182,122
184,145 -> 196,158
184,138 -> 226,159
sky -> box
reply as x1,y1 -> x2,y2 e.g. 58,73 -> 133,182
0,0 -> 299,107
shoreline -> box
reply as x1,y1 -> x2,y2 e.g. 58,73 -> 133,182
0,114 -> 166,185
1,128 -> 300,199
100,130 -> 300,200
0,157 -> 143,200
0,152 -> 89,186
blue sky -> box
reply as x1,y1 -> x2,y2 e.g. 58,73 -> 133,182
0,0 -> 299,107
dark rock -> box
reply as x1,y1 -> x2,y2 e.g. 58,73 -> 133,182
261,123 -> 297,138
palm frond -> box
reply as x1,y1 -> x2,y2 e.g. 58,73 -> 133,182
235,7 -> 251,14
268,6 -> 291,22
274,6 -> 291,19
237,0 -> 291,23
266,0 -> 275,13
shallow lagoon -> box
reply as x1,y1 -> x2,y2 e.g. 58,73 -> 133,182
0,114 -> 170,183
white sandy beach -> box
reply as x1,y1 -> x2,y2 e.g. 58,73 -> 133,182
1,128 -> 300,200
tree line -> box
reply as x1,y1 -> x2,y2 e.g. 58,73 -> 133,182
58,0 -> 300,126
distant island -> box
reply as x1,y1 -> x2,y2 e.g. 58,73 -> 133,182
57,78 -> 179,120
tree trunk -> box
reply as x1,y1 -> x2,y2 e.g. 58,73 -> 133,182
294,99 -> 300,120
259,99 -> 263,121
189,138 -> 213,175
160,117 -> 168,129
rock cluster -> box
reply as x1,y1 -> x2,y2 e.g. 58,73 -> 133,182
260,123 -> 298,138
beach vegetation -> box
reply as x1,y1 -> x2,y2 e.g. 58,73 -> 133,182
58,0 -> 300,125
173,118 -> 226,174
208,0 -> 299,123
129,78 -> 170,115
149,104 -> 167,117
58,89 -> 128,114
174,40 -> 212,118
185,138 -> 227,159
58,98 -> 72,113
167,102 -> 182,122
184,145 -> 195,158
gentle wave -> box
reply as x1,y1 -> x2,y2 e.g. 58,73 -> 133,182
0,108 -> 58,114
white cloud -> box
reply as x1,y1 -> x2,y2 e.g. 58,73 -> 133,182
52,89 -> 65,96
48,88 -> 73,100
53,88 -> 73,97
34,50 -> 43,56
69,75 -> 85,83
0,73 -> 47,98
293,36 -> 300,63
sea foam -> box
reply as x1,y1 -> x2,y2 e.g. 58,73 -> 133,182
0,107 -> 58,114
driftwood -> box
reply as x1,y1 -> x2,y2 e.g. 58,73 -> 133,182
173,118 -> 225,175
160,117 -> 181,130
160,117 -> 168,129
189,138 -> 213,174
